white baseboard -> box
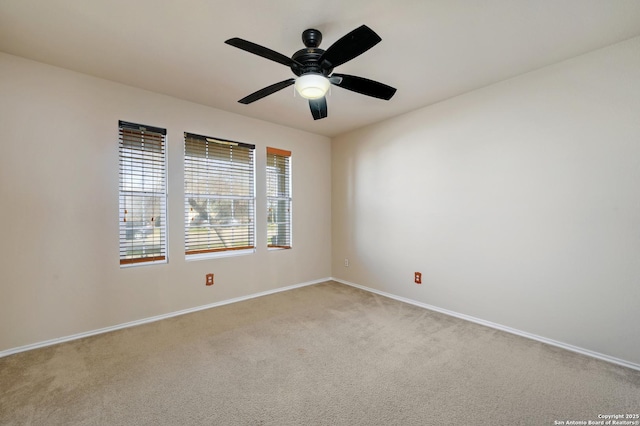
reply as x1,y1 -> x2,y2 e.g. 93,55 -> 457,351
0,277 -> 330,358
332,277 -> 640,372
5,276 -> 638,372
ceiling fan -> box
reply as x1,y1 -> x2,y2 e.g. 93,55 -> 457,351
225,25 -> 397,120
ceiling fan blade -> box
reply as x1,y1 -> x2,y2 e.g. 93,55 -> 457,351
238,78 -> 295,104
225,38 -> 302,68
318,25 -> 381,70
309,97 -> 327,120
332,73 -> 396,100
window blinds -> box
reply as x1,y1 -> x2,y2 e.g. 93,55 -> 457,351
118,121 -> 167,265
266,147 -> 292,249
184,133 -> 256,256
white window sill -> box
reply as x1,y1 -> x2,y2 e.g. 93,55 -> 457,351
186,248 -> 255,261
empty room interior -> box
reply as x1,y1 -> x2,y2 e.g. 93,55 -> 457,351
1,1 -> 640,424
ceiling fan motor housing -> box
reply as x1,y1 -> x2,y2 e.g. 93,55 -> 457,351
291,29 -> 333,77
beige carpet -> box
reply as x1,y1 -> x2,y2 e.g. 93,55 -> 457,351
1,281 -> 639,425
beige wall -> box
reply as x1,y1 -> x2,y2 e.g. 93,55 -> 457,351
3,35 -> 640,367
332,37 -> 640,365
0,52 -> 332,352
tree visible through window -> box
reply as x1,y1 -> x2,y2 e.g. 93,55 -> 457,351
118,121 -> 167,266
184,133 -> 255,257
267,147 -> 291,249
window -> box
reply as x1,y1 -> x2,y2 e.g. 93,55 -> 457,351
184,133 -> 255,258
266,147 -> 292,249
118,121 -> 167,266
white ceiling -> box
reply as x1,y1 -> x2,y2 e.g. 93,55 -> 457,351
2,0 -> 640,137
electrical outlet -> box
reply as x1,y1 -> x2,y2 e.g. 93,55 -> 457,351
414,272 -> 422,284
206,273 -> 214,286
344,258 -> 349,267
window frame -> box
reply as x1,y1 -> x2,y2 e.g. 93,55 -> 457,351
184,132 -> 256,259
118,121 -> 168,267
266,147 -> 292,250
